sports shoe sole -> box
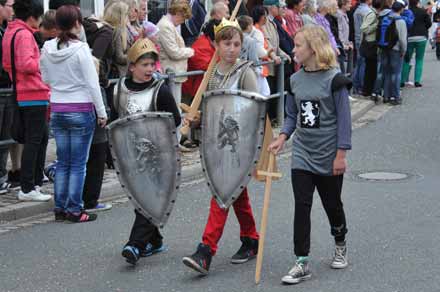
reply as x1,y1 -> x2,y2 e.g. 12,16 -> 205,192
331,262 -> 348,269
281,273 -> 312,285
122,249 -> 139,265
182,257 -> 209,275
18,196 -> 51,202
86,205 -> 113,213
230,254 -> 256,264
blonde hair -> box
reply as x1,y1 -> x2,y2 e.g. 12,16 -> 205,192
103,2 -> 129,51
303,0 -> 317,16
296,25 -> 337,70
168,0 -> 192,19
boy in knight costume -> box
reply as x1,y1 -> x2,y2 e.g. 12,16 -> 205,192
114,38 -> 181,265
182,19 -> 260,275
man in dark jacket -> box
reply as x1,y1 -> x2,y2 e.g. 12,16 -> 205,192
181,0 -> 207,46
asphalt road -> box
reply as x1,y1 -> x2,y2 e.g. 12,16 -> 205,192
0,50 -> 439,292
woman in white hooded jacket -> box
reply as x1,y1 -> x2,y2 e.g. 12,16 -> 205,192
40,5 -> 107,223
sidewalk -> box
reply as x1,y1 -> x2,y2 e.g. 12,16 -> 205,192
0,98 -> 375,223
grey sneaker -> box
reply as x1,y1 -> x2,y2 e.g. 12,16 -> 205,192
331,243 -> 348,269
281,260 -> 311,285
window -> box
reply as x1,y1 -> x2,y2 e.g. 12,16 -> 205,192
80,0 -> 95,17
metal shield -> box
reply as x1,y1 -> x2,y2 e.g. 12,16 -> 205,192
106,112 -> 180,227
201,89 -> 267,209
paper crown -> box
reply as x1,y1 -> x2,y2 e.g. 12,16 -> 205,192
127,38 -> 158,63
214,18 -> 241,36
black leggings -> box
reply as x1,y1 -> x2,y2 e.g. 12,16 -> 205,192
291,169 -> 347,256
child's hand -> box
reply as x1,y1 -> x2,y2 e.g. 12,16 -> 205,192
268,134 -> 287,155
333,150 -> 347,176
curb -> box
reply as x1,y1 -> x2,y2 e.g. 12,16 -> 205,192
0,99 -> 375,223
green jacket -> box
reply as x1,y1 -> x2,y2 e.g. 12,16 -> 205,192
360,8 -> 378,42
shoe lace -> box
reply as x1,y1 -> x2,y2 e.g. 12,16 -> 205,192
289,261 -> 305,276
334,246 -> 346,263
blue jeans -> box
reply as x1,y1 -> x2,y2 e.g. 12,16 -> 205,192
51,112 -> 96,213
353,51 -> 365,92
381,50 -> 403,99
374,57 -> 383,95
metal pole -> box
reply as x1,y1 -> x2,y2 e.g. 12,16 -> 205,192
276,59 -> 285,126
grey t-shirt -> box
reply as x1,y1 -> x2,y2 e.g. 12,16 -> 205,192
281,68 -> 352,175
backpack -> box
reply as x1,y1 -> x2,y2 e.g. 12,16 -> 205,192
82,17 -> 114,86
376,13 -> 401,50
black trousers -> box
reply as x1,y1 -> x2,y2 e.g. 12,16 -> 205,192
126,210 -> 163,250
436,43 -> 440,59
363,55 -> 378,96
266,76 -> 278,121
0,94 -> 15,181
83,142 -> 107,209
291,169 -> 347,256
20,106 -> 48,193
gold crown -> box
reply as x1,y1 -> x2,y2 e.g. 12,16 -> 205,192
214,18 -> 241,36
127,38 -> 158,63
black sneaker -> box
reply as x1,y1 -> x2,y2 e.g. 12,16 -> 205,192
389,97 -> 402,106
7,170 -> 20,190
122,245 -> 140,265
182,243 -> 212,275
0,182 -> 11,195
414,82 -> 422,88
231,237 -> 258,264
54,210 -> 66,221
65,211 -> 97,223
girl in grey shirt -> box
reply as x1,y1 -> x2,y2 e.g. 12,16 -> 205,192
269,25 -> 352,285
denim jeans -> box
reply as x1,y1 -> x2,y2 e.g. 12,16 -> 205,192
51,111 -> 96,213
381,50 -> 404,99
374,57 -> 384,95
353,51 -> 365,92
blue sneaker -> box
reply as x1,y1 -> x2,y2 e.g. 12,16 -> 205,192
86,203 -> 112,213
140,243 -> 167,257
122,245 -> 140,265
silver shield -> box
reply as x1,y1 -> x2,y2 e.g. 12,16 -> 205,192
106,112 -> 180,227
201,89 -> 267,209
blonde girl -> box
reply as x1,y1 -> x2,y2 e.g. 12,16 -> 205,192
103,1 -> 130,77
269,25 -> 352,285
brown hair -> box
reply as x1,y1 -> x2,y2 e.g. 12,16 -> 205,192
56,5 -> 82,49
296,25 -> 337,70
215,26 -> 243,44
41,9 -> 57,30
168,0 -> 192,19
237,15 -> 253,31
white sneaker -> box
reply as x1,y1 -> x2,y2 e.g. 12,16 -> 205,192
281,260 -> 312,285
18,189 -> 51,202
331,243 -> 348,269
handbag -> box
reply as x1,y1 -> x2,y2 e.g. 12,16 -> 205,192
10,29 -> 25,144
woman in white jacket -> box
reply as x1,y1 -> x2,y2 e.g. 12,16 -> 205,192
40,5 -> 107,223
157,0 -> 194,109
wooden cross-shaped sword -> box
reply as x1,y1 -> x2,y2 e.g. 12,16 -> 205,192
255,118 -> 282,284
